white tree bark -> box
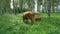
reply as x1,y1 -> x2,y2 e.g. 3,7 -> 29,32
10,0 -> 13,9
34,0 -> 38,12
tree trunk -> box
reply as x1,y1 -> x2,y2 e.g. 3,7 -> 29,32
47,0 -> 51,17
34,0 -> 38,12
42,0 -> 44,13
56,0 -> 59,12
20,0 -> 23,12
13,0 -> 16,14
52,0 -> 55,13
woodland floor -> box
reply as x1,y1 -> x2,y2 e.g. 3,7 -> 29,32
0,13 -> 60,34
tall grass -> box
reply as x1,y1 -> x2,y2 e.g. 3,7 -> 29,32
0,13 -> 60,34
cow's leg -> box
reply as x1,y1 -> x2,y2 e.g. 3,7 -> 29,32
23,17 -> 29,24
23,16 -> 26,23
23,19 -> 28,23
30,16 -> 35,25
23,18 -> 25,23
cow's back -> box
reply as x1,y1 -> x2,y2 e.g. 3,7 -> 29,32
23,11 -> 34,19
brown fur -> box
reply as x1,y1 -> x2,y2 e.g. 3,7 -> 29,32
23,11 -> 35,24
23,11 -> 41,24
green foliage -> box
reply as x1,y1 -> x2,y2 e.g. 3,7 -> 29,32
0,13 -> 60,34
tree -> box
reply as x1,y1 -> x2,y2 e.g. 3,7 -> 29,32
0,0 -> 10,14
42,0 -> 45,13
34,0 -> 38,12
56,0 -> 59,12
13,0 -> 21,14
47,0 -> 51,16
37,0 -> 42,12
51,0 -> 55,13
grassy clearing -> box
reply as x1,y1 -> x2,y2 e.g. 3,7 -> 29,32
0,13 -> 60,34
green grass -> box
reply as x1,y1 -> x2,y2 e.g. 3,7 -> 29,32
0,13 -> 60,34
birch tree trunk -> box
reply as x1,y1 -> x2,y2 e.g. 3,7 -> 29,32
34,0 -> 38,12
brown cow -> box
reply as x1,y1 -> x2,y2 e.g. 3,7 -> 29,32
22,11 -> 41,24
23,11 -> 35,24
